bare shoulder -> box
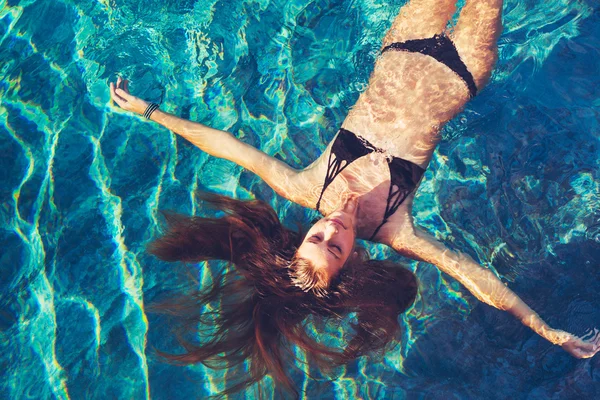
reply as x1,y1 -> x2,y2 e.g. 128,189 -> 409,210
380,209 -> 450,266
287,138 -> 335,209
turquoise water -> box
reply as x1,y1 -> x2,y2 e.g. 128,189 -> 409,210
1,0 -> 600,398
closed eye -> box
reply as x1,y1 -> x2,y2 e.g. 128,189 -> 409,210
327,243 -> 342,258
308,235 -> 341,259
308,234 -> 322,243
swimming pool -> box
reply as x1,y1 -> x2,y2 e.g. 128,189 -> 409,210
1,0 -> 599,398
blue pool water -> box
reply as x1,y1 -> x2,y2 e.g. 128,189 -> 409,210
1,0 -> 600,398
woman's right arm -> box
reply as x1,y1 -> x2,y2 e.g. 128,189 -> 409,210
109,78 -> 306,202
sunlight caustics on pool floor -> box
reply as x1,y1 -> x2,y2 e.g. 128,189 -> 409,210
1,0 -> 599,398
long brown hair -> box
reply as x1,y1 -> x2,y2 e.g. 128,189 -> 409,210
148,192 -> 418,398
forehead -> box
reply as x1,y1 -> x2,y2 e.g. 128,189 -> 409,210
296,241 -> 329,269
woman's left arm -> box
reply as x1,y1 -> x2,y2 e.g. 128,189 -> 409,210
389,226 -> 600,358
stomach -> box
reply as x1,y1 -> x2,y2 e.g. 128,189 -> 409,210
342,51 -> 472,168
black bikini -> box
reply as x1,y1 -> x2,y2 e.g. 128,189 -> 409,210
382,34 -> 478,98
316,34 -> 477,241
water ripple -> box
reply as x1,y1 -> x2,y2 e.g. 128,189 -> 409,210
2,0 -> 599,398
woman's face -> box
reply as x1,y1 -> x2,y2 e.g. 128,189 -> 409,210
295,197 -> 359,279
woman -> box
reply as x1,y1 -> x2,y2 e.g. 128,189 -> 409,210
110,0 -> 599,395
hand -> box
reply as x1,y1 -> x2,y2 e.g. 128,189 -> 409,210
109,77 -> 149,115
554,328 -> 600,359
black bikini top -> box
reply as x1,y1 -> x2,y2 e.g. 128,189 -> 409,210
315,129 -> 425,241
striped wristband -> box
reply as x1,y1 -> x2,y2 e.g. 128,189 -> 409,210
143,103 -> 160,120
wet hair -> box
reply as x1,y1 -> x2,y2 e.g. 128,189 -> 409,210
288,256 -> 333,298
148,192 -> 418,398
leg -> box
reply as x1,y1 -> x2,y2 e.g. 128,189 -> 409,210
451,0 -> 504,91
382,0 -> 457,46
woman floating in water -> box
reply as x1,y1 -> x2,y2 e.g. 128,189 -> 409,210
110,0 -> 599,395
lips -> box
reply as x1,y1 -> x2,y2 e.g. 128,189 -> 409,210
329,218 -> 346,229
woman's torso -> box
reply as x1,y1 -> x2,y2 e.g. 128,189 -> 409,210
344,51 -> 471,167
294,51 -> 473,241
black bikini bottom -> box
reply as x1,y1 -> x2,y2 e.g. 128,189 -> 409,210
382,34 -> 478,98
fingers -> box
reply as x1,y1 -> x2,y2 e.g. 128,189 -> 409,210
110,82 -> 128,108
110,76 -> 134,105
116,76 -> 131,94
115,87 -> 134,102
581,328 -> 597,341
592,330 -> 600,354
572,329 -> 600,359
581,328 -> 600,345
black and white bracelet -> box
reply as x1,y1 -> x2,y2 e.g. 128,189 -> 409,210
143,103 -> 160,120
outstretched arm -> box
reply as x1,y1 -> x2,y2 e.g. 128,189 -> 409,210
389,226 -> 600,358
109,78 -> 303,202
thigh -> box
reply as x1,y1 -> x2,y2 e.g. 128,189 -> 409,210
450,0 -> 503,90
382,0 -> 457,46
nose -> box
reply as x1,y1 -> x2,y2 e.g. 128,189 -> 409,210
324,223 -> 339,238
